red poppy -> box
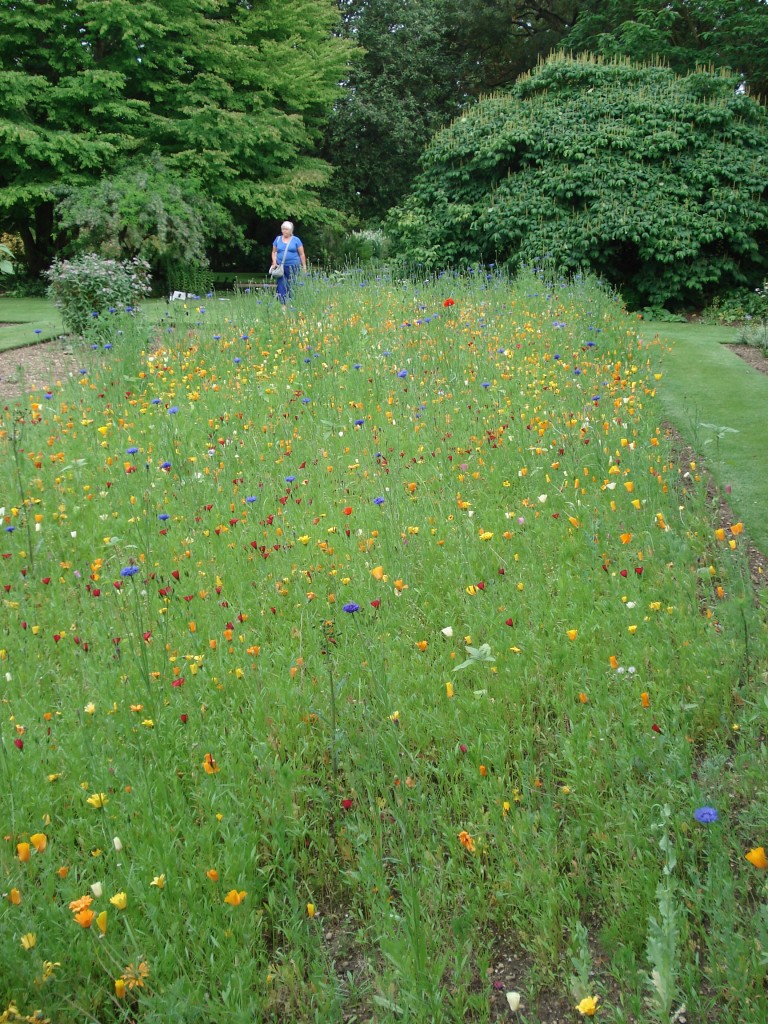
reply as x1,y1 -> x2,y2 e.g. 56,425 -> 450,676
443,298 -> 455,307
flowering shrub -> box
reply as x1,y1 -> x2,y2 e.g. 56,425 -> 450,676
45,253 -> 151,334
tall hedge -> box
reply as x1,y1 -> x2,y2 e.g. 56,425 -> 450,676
388,53 -> 768,309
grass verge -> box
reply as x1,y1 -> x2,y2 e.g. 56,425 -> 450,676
640,320 -> 768,556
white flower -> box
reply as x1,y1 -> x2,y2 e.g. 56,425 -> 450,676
506,991 -> 521,1012
441,627 -> 454,638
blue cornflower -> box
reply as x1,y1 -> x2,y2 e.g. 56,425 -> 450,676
126,447 -> 138,454
246,496 -> 257,503
481,382 -> 490,389
169,406 -> 179,414
34,329 -> 42,335
353,363 -> 362,369
152,398 -> 161,405
397,369 -> 408,378
373,497 -> 385,505
343,602 -> 360,614
160,461 -> 171,470
354,419 -> 364,426
158,513 -> 170,521
285,475 -> 296,483
694,806 -> 719,824
120,566 -> 140,578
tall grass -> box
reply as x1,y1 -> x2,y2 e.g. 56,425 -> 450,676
1,269 -> 766,1023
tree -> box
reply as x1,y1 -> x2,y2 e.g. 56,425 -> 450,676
56,154 -> 226,289
387,53 -> 768,309
0,0 -> 354,277
563,0 -> 768,100
321,0 -> 577,222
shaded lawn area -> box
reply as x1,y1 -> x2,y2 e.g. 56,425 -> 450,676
641,320 -> 768,557
0,297 -> 63,349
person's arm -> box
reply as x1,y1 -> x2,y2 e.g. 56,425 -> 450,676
298,244 -> 306,270
271,243 -> 278,267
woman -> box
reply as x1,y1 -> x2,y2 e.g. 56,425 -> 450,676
271,221 -> 306,304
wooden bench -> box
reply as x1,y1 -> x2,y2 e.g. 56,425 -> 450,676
233,280 -> 276,292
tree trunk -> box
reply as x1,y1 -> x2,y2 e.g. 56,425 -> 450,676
19,202 -> 57,280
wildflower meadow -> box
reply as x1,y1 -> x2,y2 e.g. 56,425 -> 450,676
1,269 -> 766,1023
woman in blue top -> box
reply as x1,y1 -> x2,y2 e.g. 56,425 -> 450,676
271,221 -> 307,304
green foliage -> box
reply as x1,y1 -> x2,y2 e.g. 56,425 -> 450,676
45,253 -> 151,334
703,283 -> 768,324
308,225 -> 391,268
55,155 -> 224,288
564,0 -> 768,99
321,0 -> 576,221
0,0 -> 354,278
388,53 -> 768,309
0,244 -> 15,276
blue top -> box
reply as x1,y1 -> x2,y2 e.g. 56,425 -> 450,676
273,235 -> 303,267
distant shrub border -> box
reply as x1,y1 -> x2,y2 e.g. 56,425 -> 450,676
45,253 -> 151,335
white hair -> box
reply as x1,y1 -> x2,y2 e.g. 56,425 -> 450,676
281,221 -> 294,233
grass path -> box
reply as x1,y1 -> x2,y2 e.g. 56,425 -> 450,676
0,297 -> 62,350
641,320 -> 768,557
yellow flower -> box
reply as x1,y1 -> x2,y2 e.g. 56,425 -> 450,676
445,681 -> 454,699
150,874 -> 166,889
746,847 -> 768,869
576,995 -> 599,1016
109,891 -> 128,910
8,888 -> 22,905
17,842 -> 31,863
224,889 -> 247,906
74,908 -> 95,928
115,979 -> 126,999
206,868 -> 219,882
202,753 -> 220,774
29,832 -> 47,853
20,932 -> 36,950
566,629 -> 578,641
306,902 -> 316,918
86,792 -> 109,809
96,911 -> 108,935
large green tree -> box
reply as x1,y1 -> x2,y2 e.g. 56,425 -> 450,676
563,0 -> 768,99
0,0 -> 353,277
388,53 -> 768,309
321,0 -> 577,222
